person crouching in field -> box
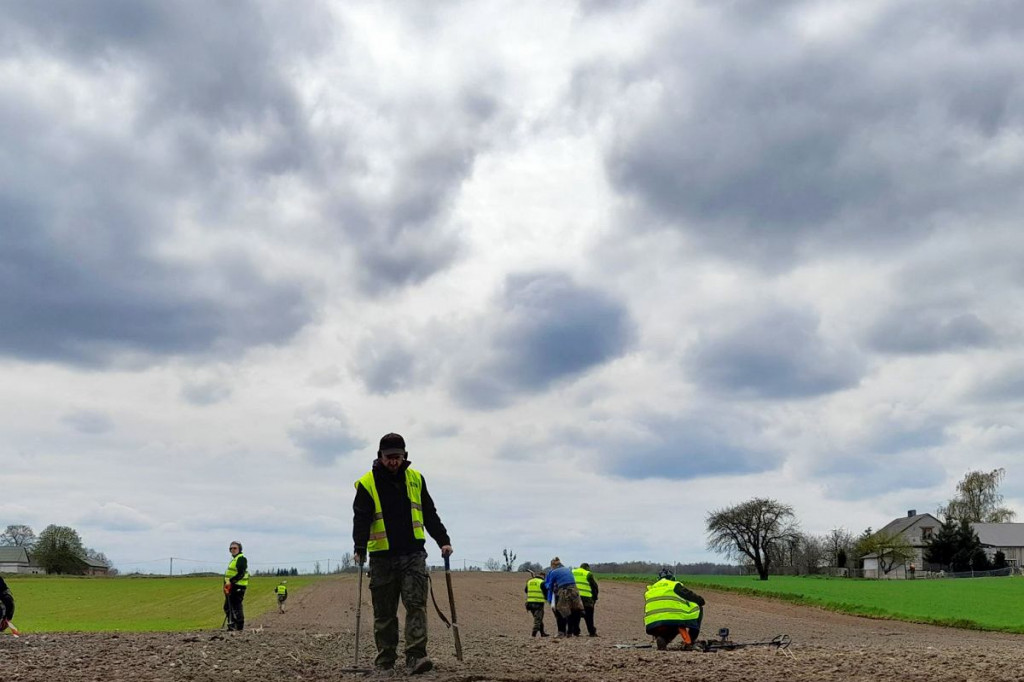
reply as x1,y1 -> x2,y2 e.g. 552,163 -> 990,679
525,572 -> 550,637
224,540 -> 249,631
645,568 -> 705,650
275,580 -> 288,613
543,557 -> 584,637
0,576 -> 15,633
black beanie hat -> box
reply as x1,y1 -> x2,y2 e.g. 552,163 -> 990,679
378,433 -> 407,456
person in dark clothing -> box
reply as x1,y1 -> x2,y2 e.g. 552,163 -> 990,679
0,576 -> 15,633
353,433 -> 453,676
573,562 -> 600,636
223,540 -> 249,631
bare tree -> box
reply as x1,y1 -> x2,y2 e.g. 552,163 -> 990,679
0,524 -> 36,547
706,498 -> 799,580
823,527 -> 854,568
484,557 -> 501,571
938,468 -> 1016,523
501,548 -> 517,572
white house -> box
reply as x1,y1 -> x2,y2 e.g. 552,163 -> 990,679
860,510 -> 941,579
973,523 -> 1024,567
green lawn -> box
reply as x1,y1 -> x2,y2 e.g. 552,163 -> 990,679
3,575 -> 320,632
605,573 -> 1024,633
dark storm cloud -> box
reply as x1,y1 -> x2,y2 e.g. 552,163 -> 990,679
686,307 -> 862,399
287,401 -> 367,467
588,1 -> 1024,267
352,337 -> 418,396
866,309 -> 997,354
500,410 -> 782,480
452,272 -> 635,409
0,0 -> 319,365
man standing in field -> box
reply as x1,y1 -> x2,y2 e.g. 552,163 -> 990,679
353,432 -> 453,676
644,568 -> 705,650
224,541 -> 249,631
274,580 -> 288,613
524,571 -> 550,637
573,562 -> 599,636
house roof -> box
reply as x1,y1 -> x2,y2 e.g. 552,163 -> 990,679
0,546 -> 31,563
875,512 -> 941,543
973,523 -> 1024,547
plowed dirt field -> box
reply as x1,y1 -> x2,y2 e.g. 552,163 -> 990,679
4,572 -> 1024,681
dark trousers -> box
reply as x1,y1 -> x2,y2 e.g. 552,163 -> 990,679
581,597 -> 597,635
527,603 -> 546,635
555,609 -> 583,635
368,551 -> 429,668
224,585 -> 246,630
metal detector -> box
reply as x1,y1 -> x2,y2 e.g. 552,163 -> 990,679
339,560 -> 373,675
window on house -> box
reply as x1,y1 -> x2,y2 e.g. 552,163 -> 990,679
921,527 -> 933,540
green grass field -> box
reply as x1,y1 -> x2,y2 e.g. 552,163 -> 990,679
3,574 -> 320,632
605,573 -> 1024,633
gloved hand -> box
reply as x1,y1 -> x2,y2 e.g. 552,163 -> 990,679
223,583 -> 232,596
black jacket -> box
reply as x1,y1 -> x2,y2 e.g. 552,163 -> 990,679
353,459 -> 451,558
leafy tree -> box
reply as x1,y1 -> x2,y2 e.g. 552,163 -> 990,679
993,550 -> 1008,570
706,498 -> 799,580
0,524 -> 36,547
857,530 -> 915,575
517,561 -> 543,574
836,548 -> 847,569
923,518 -> 959,569
938,468 -> 1016,523
502,548 -> 517,572
34,525 -> 88,575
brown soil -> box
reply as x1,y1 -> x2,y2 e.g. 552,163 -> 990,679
4,572 -> 1024,681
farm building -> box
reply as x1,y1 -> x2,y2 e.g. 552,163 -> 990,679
973,523 -> 1024,567
0,546 -> 44,574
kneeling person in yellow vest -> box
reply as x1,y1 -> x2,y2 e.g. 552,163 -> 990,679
525,572 -> 549,637
645,568 -> 704,650
224,541 -> 250,631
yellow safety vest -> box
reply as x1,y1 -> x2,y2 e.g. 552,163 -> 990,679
644,579 -> 700,629
224,553 -> 250,587
526,577 -> 545,604
572,567 -> 593,598
275,584 -> 287,595
355,468 -> 426,553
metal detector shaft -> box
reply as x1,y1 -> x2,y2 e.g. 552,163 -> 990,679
354,561 -> 365,668
443,555 -> 463,661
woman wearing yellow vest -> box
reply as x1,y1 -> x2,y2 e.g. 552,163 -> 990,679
223,540 -> 249,631
644,568 -> 705,650
352,433 -> 453,676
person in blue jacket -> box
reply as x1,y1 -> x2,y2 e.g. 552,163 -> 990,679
543,557 -> 584,636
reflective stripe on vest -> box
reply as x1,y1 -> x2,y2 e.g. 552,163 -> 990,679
644,579 -> 699,628
572,568 -> 593,598
224,553 -> 250,587
526,578 -> 545,604
354,468 -> 426,553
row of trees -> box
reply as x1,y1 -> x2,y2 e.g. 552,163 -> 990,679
0,523 -> 113,575
706,468 -> 1015,579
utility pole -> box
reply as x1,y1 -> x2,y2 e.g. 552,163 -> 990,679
169,557 -> 173,576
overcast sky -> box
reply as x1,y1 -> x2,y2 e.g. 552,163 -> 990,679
3,0 -> 1023,575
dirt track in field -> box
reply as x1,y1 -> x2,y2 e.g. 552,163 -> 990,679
4,572 -> 1024,681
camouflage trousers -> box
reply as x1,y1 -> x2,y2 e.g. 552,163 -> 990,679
526,603 -> 546,634
368,551 -> 429,668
